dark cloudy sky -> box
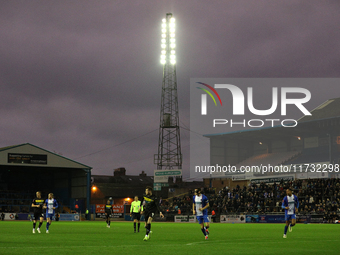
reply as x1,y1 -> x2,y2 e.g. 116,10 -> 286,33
1,1 -> 340,179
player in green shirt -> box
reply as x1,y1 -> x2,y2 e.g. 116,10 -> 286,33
130,196 -> 142,233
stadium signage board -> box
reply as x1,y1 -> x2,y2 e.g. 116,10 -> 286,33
174,215 -> 198,223
250,176 -> 294,184
95,204 -> 105,213
220,215 -> 245,223
2,213 -> 16,220
175,216 -> 190,222
153,183 -> 169,190
258,215 -> 285,223
154,169 -> 182,183
246,215 -> 259,223
59,214 -> 80,221
154,170 -> 182,176
232,173 -> 254,181
7,153 -> 47,164
153,183 -> 162,191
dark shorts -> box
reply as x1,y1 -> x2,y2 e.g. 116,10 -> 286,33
132,213 -> 141,220
33,212 -> 44,221
144,211 -> 156,222
105,212 -> 111,219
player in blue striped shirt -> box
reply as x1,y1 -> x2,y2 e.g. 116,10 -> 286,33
44,193 -> 58,233
193,188 -> 210,240
282,188 -> 299,238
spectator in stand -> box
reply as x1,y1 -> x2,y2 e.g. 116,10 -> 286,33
211,209 -> 216,222
55,212 -> 60,221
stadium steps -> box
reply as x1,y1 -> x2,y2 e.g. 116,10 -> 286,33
235,151 -> 301,169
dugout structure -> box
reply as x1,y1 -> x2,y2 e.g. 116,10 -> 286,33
0,143 -> 92,215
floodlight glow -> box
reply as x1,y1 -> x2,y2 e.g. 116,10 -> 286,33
161,15 -> 177,65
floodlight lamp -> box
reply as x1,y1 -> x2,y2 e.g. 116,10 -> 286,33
162,23 -> 166,29
170,38 -> 175,43
161,44 -> 166,48
162,18 -> 166,23
162,50 -> 166,55
162,34 -> 166,38
170,28 -> 175,33
170,33 -> 175,38
170,59 -> 176,64
169,23 -> 175,28
170,44 -> 176,48
162,29 -> 166,33
161,55 -> 166,59
161,59 -> 166,65
170,55 -> 175,59
171,50 -> 175,55
161,39 -> 166,44
170,17 -> 175,23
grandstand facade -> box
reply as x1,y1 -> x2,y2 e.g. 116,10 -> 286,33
204,98 -> 340,183
0,143 -> 92,215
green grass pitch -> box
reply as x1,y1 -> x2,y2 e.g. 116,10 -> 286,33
0,221 -> 339,254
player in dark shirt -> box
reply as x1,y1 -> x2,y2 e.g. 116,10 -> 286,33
105,200 -> 113,228
140,186 -> 164,241
31,191 -> 44,234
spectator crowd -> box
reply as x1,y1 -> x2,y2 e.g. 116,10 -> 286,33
162,179 -> 340,221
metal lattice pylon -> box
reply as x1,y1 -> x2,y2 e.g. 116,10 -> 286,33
154,13 -> 182,170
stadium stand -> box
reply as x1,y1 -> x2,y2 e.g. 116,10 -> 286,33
235,151 -> 301,170
286,146 -> 329,165
161,179 -> 340,223
0,190 -> 64,213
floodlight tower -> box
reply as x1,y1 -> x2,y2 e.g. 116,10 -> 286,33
154,13 -> 182,170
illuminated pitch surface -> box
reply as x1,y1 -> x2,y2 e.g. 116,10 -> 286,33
0,222 -> 339,254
